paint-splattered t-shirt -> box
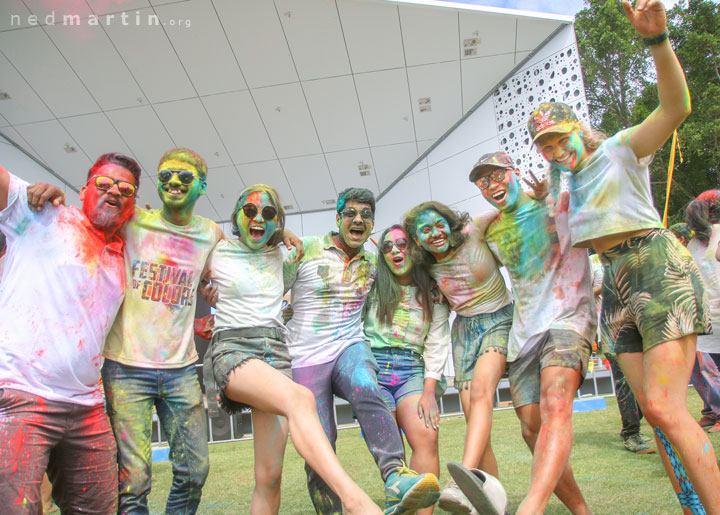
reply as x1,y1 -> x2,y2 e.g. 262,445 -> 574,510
283,233 -> 376,368
364,285 -> 450,380
209,239 -> 285,333
430,222 -> 511,317
560,129 -> 663,248
104,208 -> 222,368
485,193 -> 597,361
0,172 -> 125,406
689,225 -> 720,354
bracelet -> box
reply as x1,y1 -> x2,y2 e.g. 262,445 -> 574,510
643,29 -> 669,46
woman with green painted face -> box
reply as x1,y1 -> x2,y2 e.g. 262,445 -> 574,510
364,224 -> 451,514
204,184 -> 380,515
403,202 -> 513,512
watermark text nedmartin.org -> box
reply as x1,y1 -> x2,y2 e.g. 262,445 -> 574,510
10,11 -> 191,28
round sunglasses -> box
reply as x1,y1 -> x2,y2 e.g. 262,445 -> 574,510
88,175 -> 137,197
158,169 -> 197,185
242,203 -> 277,220
381,238 -> 408,254
476,169 -> 507,190
341,207 -> 373,221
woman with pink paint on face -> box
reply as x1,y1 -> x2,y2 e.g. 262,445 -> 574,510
203,184 -> 380,515
364,224 -> 451,515
529,1 -> 720,511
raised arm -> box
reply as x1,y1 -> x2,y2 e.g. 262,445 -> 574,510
0,166 -> 9,212
623,0 -> 690,159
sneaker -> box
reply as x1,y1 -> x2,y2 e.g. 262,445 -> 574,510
624,434 -> 656,454
699,414 -> 717,428
438,479 -> 478,514
640,433 -> 652,442
384,464 -> 440,515
709,421 -> 720,434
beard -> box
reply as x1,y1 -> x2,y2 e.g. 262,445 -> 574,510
83,197 -> 133,234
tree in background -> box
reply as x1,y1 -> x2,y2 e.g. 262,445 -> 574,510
575,0 -> 720,224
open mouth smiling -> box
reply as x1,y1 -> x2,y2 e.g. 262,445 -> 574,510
491,190 -> 506,203
249,226 -> 266,239
349,227 -> 365,237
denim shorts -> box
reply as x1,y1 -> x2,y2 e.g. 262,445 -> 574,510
600,228 -> 712,354
507,329 -> 592,408
373,347 -> 446,412
206,327 -> 291,414
451,303 -> 513,389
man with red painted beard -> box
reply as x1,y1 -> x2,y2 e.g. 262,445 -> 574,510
0,153 -> 140,514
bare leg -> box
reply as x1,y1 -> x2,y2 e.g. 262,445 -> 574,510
396,393 -> 440,515
249,410 -> 288,514
618,336 -> 720,514
224,359 -> 380,514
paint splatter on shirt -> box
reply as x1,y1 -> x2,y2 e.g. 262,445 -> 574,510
209,239 -> 285,332
0,173 -> 125,405
104,208 -> 221,368
560,129 -> 663,248
283,233 -> 376,368
364,285 -> 450,380
431,222 -> 511,316
485,193 -> 597,360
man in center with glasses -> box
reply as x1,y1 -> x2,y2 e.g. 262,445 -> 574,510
284,188 -> 440,515
102,147 -> 224,513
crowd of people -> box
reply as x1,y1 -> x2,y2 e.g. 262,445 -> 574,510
1,0 -> 720,513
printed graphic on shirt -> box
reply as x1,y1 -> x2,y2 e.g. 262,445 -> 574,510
131,259 -> 194,307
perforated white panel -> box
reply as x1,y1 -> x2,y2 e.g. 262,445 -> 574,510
493,45 -> 588,184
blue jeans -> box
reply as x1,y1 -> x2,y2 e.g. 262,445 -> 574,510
102,360 -> 209,515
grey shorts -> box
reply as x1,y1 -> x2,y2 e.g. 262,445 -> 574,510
206,327 -> 292,414
507,329 -> 592,408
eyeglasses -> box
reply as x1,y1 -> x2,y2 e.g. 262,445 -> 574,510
89,175 -> 137,197
158,169 -> 197,185
476,169 -> 507,190
341,208 -> 373,221
242,203 -> 277,220
381,238 -> 408,254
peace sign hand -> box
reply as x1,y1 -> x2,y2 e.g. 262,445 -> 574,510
522,170 -> 548,200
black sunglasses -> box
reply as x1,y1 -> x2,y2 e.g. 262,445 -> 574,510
381,238 -> 408,254
341,208 -> 373,221
242,203 -> 277,221
88,175 -> 137,197
158,169 -> 197,185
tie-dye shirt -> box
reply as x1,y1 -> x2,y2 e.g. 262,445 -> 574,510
283,233 -> 376,368
104,208 -> 222,368
0,172 -> 125,406
485,193 -> 597,361
364,285 -> 450,380
688,225 -> 720,354
209,239 -> 285,333
560,129 -> 663,248
430,222 -> 511,316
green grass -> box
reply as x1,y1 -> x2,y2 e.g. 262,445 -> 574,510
148,389 -> 719,514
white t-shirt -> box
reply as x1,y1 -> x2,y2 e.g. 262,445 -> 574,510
0,172 -> 126,405
209,239 -> 285,333
104,208 -> 222,368
688,225 -> 720,354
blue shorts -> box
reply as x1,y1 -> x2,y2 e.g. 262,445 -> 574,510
373,347 -> 445,411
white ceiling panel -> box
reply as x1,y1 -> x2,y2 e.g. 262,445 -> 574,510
87,0 -> 150,16
516,18 -> 562,51
253,83 -> 321,159
371,141 -> 419,192
156,0 -> 247,96
461,53 -> 516,112
0,53 -> 54,125
0,126 -> 46,164
399,6 -> 459,67
0,0 -> 34,31
275,0 -> 350,81
204,165 -> 246,221
0,114 -> 9,127
375,167 -> 430,230
153,97 -> 230,168
150,0 -> 188,5
60,113 -> 135,165
337,0 -> 404,74
416,138 -> 435,155
281,154 -> 336,211
324,148 -> 379,195
235,160 -> 297,213
22,0 -> 93,20
44,23 -> 147,111
14,120 -> 92,187
429,100 -> 497,165
102,7 -> 195,104
459,11 -> 516,59
189,192 -> 220,220
105,105 -> 174,174
212,0 -> 296,89
407,61 -> 461,141
515,50 -> 532,65
0,28 -> 98,118
302,75 -> 367,153
427,144 -> 483,205
201,91 -> 275,165
355,68 -> 414,147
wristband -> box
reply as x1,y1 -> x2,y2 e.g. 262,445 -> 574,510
643,29 -> 669,46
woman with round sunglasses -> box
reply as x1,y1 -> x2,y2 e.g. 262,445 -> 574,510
204,184 -> 379,514
364,225 -> 450,514
528,1 -> 720,510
